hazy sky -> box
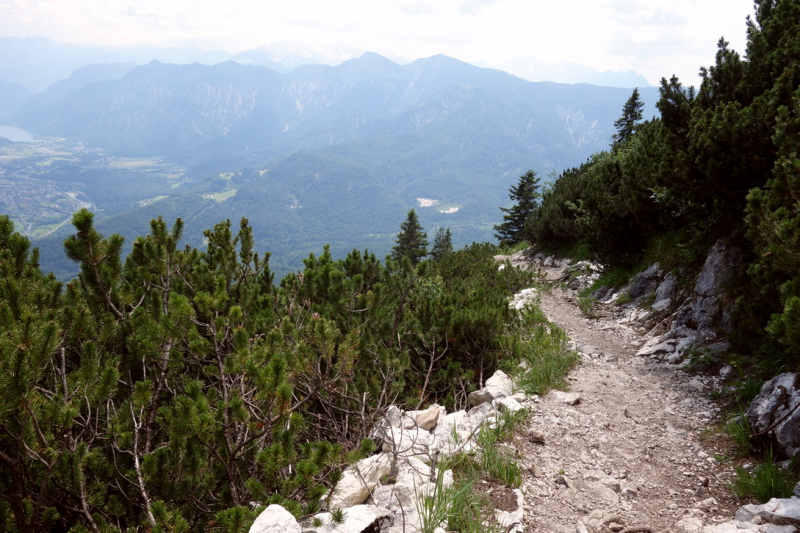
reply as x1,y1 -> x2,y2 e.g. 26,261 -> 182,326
1,0 -> 755,85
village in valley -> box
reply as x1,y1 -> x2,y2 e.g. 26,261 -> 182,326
0,135 -> 187,238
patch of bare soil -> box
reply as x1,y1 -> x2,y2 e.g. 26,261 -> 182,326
517,277 -> 744,533
476,478 -> 520,513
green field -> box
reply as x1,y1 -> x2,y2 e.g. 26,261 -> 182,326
202,189 -> 238,202
111,156 -> 163,169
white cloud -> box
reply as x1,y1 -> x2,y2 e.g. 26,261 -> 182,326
0,0 -> 754,85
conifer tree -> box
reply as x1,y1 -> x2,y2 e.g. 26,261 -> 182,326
430,228 -> 453,261
392,210 -> 428,265
494,170 -> 540,247
612,88 -> 644,146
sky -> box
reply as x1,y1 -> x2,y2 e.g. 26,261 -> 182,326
0,0 -> 755,86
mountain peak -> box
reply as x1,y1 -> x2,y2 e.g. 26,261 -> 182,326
354,51 -> 397,66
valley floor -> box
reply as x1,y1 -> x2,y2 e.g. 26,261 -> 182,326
516,271 -> 748,532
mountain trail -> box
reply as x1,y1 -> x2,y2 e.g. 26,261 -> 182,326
513,270 -> 745,532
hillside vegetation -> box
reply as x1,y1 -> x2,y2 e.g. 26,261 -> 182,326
527,0 -> 800,376
0,210 -> 575,532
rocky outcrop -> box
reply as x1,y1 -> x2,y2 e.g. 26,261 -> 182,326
747,373 -> 800,458
628,262 -> 663,300
674,239 -> 741,336
571,239 -> 744,369
256,364 -> 534,533
561,261 -> 603,291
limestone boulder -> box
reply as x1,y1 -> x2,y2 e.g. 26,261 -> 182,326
402,404 -> 444,430
380,427 -> 435,460
734,497 -> 800,524
467,402 -> 498,427
695,240 -> 742,298
430,410 -> 476,456
468,370 -> 514,406
674,239 -> 742,335
747,373 -> 800,458
371,455 -> 430,510
302,505 -> 392,533
328,453 -> 393,510
493,396 -> 524,413
250,504 -> 302,533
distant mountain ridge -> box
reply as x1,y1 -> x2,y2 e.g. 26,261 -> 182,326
17,52 -> 661,279
15,53 -> 659,164
0,36 -> 653,97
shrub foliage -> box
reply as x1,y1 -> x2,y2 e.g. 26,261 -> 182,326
0,209 -> 539,532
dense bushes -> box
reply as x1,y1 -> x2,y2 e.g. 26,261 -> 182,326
528,0 -> 800,371
0,210 -> 539,532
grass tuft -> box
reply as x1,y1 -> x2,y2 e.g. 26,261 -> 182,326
731,447 -> 799,502
725,412 -> 753,458
502,306 -> 580,396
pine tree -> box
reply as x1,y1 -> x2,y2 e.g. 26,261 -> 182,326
430,228 -> 453,261
494,170 -> 541,247
612,88 -> 644,146
392,210 -> 428,265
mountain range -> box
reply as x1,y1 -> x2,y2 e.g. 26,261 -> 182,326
0,36 -> 652,97
3,51 -> 660,279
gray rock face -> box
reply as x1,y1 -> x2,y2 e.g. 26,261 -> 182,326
747,373 -> 800,458
250,504 -> 302,533
672,240 -> 742,336
629,262 -> 662,299
695,240 -> 742,297
653,273 -> 677,311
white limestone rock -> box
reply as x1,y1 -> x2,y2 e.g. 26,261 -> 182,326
302,505 -> 392,533
493,396 -> 524,413
328,453 -> 393,510
250,504 -> 302,533
735,497 -> 800,523
431,410 -> 476,456
469,370 -> 515,406
636,339 -> 676,357
380,426 -> 435,461
402,404 -> 444,431
553,391 -> 582,406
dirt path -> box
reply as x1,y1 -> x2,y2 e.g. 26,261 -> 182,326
513,277 -> 744,533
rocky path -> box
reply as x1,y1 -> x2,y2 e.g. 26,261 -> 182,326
513,279 -> 744,532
